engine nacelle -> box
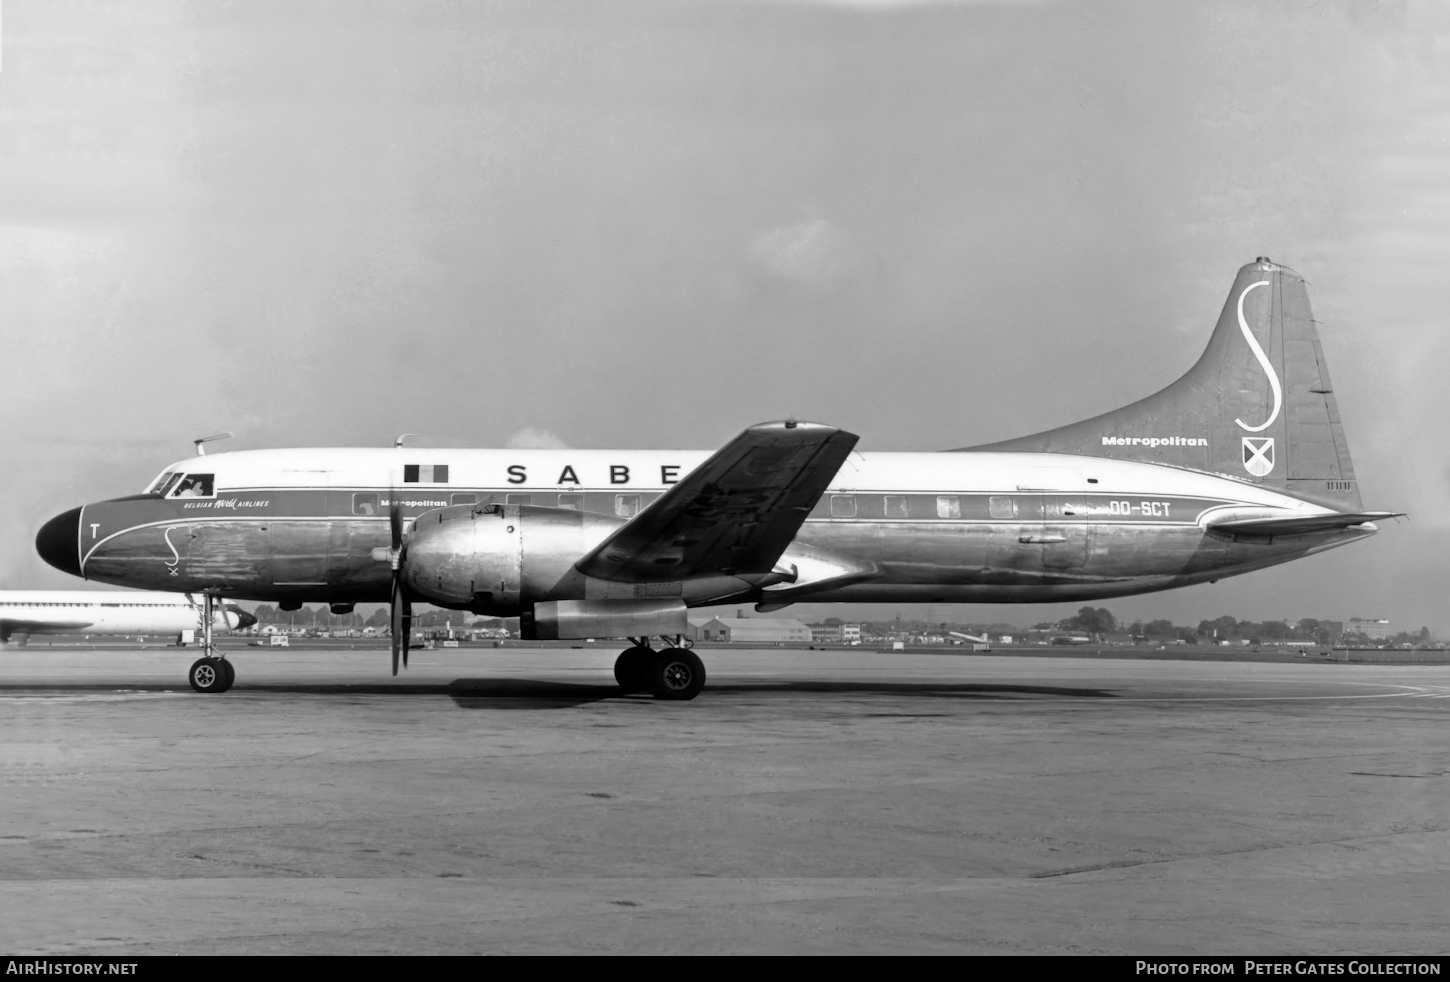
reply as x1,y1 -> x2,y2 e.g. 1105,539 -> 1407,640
403,501 -> 848,618
402,503 -> 622,616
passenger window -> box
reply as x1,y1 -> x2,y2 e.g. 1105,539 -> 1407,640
170,474 -> 214,498
884,495 -> 908,518
353,492 -> 379,516
558,494 -> 583,510
989,495 -> 1016,520
936,496 -> 961,519
830,495 -> 857,518
450,493 -> 478,506
505,494 -> 532,506
615,494 -> 640,518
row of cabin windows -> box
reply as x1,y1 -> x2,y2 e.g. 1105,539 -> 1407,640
829,494 -> 1018,520
353,490 -> 1026,521
353,492 -> 641,518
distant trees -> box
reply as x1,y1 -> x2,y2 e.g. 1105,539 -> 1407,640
1197,615 -> 1240,640
1060,607 -> 1116,635
1128,618 -> 1197,643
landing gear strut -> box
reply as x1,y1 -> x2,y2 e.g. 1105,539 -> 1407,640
186,593 -> 233,694
613,637 -> 706,701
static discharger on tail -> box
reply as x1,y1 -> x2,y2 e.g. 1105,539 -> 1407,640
35,260 -> 1401,700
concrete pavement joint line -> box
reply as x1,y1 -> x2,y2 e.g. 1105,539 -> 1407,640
183,852 -> 312,876
1029,823 -> 1450,880
274,748 -> 345,768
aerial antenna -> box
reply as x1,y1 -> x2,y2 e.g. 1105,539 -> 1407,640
394,433 -> 416,448
193,433 -> 232,456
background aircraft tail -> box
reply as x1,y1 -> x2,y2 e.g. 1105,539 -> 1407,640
958,258 -> 1363,511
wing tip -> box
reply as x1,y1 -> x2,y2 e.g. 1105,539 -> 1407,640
746,419 -> 858,442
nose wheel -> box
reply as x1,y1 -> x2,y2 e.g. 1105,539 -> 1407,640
613,645 -> 706,701
189,657 -> 234,693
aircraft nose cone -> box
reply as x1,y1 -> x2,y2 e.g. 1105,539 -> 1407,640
36,507 -> 83,578
236,609 -> 258,629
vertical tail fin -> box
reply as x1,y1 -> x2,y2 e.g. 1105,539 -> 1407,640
958,259 -> 1362,511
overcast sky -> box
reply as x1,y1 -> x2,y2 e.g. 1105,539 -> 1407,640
2,0 -> 1446,632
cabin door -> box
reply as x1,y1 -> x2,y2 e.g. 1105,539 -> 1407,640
1018,466 -> 1090,571
1039,494 -> 1090,570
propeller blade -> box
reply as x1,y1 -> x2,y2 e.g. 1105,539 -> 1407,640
388,493 -> 406,676
401,598 -> 412,669
390,572 -> 402,676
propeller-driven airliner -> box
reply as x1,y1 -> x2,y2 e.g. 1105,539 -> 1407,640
0,591 -> 254,646
36,259 -> 1398,699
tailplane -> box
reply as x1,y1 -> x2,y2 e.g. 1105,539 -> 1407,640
958,258 -> 1363,511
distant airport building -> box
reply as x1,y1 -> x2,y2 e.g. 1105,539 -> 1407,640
689,617 -> 812,643
1347,617 -> 1392,640
808,622 -> 861,643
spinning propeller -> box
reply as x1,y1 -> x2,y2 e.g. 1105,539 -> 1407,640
388,496 -> 412,676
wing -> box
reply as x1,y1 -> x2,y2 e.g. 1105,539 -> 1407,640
1209,511 -> 1402,537
575,420 -> 859,582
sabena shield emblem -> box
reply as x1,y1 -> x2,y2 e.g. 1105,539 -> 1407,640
1242,437 -> 1275,477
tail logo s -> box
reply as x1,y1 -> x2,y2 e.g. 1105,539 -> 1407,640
1242,437 -> 1275,477
1234,279 -> 1282,433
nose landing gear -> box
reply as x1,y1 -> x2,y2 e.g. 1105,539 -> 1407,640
186,592 -> 235,693
614,638 -> 706,701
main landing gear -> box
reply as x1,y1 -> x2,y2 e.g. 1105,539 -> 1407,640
189,656 -> 234,693
614,638 -> 706,701
186,592 -> 235,694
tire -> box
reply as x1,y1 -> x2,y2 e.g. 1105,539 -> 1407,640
614,646 -> 654,693
647,649 -> 706,701
218,658 -> 236,692
188,658 -> 227,693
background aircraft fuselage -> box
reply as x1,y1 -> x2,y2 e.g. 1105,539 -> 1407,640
0,590 -> 252,642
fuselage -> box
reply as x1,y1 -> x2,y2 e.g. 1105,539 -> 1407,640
0,590 -> 250,642
37,446 -> 1373,611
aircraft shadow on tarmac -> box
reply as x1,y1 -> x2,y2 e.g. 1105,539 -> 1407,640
0,678 -> 1116,708
445,679 -> 1120,709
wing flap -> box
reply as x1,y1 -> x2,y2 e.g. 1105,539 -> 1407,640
576,420 -> 858,582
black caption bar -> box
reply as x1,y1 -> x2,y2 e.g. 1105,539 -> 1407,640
3,956 -> 1448,971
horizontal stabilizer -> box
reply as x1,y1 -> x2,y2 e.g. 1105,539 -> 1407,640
1209,511 -> 1402,537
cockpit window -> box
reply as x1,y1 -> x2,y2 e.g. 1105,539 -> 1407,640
147,472 -> 180,496
169,474 -> 215,498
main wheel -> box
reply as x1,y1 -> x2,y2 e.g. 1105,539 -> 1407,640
218,658 -> 236,692
614,646 -> 654,693
647,649 -> 706,701
188,658 -> 227,693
